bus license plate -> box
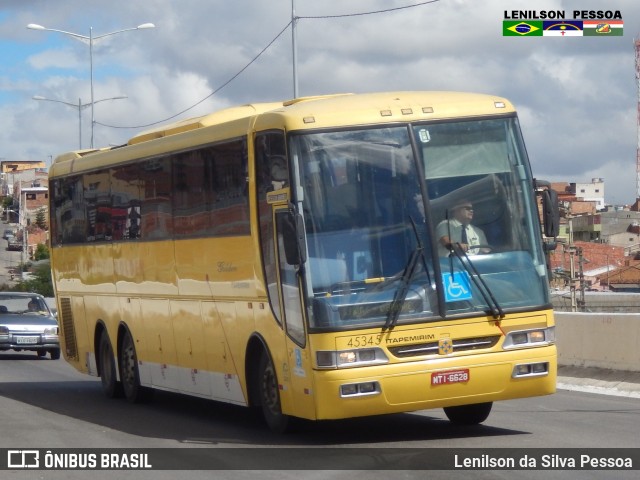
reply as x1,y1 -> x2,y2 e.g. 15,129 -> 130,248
431,369 -> 469,386
16,336 -> 39,345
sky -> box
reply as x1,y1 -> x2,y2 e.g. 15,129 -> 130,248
0,0 -> 638,205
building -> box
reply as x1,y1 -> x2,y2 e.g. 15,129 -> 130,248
570,210 -> 640,248
551,178 -> 604,211
548,178 -> 640,250
549,181 -> 599,243
544,178 -> 640,297
0,160 -> 50,259
548,241 -> 625,292
0,160 -> 46,173
597,262 -> 640,292
570,178 -> 605,211
1,160 -> 47,198
21,187 -> 49,227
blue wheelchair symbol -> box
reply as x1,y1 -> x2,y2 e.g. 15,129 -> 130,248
442,272 -> 472,302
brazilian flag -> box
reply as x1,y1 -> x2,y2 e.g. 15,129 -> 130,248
503,21 -> 543,36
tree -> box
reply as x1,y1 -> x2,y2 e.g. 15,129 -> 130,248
11,262 -> 54,297
2,197 -> 15,222
34,243 -> 50,261
35,207 -> 48,230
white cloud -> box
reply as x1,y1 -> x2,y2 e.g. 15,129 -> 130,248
27,48 -> 81,70
1,0 -> 639,203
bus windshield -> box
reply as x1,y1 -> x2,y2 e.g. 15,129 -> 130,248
291,117 -> 550,330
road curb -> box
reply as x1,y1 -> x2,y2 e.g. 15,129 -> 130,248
557,365 -> 640,398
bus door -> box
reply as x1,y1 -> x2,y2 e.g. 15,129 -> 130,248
272,205 -> 315,419
256,130 -> 314,418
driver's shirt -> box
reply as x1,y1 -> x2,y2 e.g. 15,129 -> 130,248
435,218 -> 487,256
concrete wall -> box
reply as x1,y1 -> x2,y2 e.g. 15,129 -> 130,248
552,291 -> 640,312
555,311 -> 640,372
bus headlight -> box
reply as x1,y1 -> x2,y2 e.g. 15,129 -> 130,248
316,347 -> 389,369
503,327 -> 555,349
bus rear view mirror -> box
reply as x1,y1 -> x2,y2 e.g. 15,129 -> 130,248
279,211 -> 306,266
542,189 -> 560,238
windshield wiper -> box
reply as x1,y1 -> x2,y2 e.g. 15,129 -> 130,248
382,216 -> 428,331
383,246 -> 421,331
449,245 -> 504,319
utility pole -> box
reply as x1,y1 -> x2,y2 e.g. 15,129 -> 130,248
577,246 -> 585,311
635,37 -> 640,203
291,0 -> 299,98
569,244 -> 577,312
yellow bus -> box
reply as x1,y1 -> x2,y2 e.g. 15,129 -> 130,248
49,91 -> 557,432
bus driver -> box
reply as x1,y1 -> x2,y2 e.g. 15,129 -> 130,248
436,201 -> 489,256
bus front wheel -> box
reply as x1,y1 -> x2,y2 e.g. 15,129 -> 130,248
443,402 -> 493,425
99,332 -> 123,398
119,330 -> 152,403
258,352 -> 292,433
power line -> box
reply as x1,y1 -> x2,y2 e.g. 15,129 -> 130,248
298,0 -> 441,19
96,21 -> 293,130
95,1 -> 441,131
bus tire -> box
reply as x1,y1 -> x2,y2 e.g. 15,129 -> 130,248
119,330 -> 153,403
443,402 -> 492,425
258,352 -> 292,433
99,332 -> 123,398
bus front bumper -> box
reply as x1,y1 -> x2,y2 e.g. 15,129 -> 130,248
309,345 -> 557,420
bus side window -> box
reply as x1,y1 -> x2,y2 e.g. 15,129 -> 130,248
256,132 -> 288,192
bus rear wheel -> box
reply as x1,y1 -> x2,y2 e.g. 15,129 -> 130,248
119,330 -> 152,403
99,332 -> 123,398
443,402 -> 492,425
258,352 -> 292,433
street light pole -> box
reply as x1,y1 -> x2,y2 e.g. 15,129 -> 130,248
33,95 -> 127,149
78,98 -> 81,149
27,22 -> 155,148
90,27 -> 95,148
18,191 -> 26,276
